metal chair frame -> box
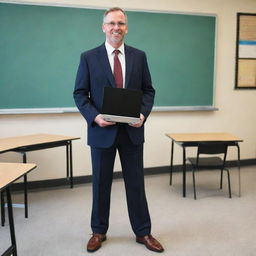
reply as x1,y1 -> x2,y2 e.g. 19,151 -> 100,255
187,142 -> 232,200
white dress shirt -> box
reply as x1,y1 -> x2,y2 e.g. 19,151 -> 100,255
105,41 -> 126,88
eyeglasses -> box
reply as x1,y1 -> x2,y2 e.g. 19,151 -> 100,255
104,22 -> 127,27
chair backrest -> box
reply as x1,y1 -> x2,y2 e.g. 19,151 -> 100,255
197,142 -> 228,155
196,142 -> 228,168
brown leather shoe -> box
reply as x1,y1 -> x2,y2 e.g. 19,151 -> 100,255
136,234 -> 164,253
87,233 -> 106,252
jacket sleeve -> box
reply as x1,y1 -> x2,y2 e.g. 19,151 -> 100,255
140,52 -> 155,119
73,53 -> 99,127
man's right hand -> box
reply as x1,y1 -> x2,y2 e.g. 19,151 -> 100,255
94,114 -> 116,127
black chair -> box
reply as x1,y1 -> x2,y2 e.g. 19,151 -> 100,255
187,142 -> 232,200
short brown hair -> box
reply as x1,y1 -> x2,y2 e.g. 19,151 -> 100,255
103,7 -> 128,24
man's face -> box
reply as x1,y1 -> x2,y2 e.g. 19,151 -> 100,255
102,10 -> 128,48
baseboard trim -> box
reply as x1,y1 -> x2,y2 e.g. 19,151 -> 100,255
10,158 -> 256,191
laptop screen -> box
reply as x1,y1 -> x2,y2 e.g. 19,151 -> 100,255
101,87 -> 142,118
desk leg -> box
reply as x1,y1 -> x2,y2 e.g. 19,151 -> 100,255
66,143 -> 70,179
6,187 -> 18,256
69,142 -> 73,188
66,141 -> 73,189
182,147 -> 186,197
169,140 -> 174,185
236,143 -> 241,197
1,191 -> 5,226
22,152 -> 28,218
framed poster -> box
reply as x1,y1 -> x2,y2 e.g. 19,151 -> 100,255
235,13 -> 256,89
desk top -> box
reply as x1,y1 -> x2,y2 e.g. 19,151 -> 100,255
166,132 -> 243,143
0,133 -> 80,153
0,162 -> 36,190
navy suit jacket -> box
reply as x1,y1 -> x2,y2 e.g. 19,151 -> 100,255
73,43 -> 155,148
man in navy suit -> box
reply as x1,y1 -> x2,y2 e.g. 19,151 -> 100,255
73,7 -> 164,253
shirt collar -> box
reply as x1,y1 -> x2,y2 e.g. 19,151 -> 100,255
105,41 -> 125,56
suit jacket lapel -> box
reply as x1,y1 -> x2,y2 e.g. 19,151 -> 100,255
98,44 -> 116,87
124,45 -> 133,89
97,44 -> 133,88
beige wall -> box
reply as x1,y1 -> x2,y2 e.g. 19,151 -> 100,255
1,0 -> 256,181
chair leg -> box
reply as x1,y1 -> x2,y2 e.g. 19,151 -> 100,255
225,168 -> 232,198
220,169 -> 223,189
192,168 -> 197,200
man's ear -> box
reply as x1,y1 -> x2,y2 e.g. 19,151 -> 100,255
102,24 -> 106,33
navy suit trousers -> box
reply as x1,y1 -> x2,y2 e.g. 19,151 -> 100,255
90,125 -> 151,237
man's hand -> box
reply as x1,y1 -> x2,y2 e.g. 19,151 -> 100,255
94,114 -> 116,127
128,113 -> 145,128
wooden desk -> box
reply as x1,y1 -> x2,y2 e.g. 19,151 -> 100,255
0,162 -> 36,256
0,134 -> 80,221
166,132 -> 243,198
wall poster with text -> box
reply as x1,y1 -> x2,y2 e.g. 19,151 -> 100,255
235,13 -> 256,89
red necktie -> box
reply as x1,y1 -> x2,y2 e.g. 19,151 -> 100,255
113,50 -> 123,88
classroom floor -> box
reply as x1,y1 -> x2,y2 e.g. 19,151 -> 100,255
1,166 -> 256,256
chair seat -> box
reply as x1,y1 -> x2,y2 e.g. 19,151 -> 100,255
187,156 -> 224,169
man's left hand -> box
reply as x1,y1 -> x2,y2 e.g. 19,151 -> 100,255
128,113 -> 145,128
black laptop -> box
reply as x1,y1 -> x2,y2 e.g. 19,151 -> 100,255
101,87 -> 142,124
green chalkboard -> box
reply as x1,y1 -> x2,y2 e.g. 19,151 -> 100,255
0,3 -> 216,111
